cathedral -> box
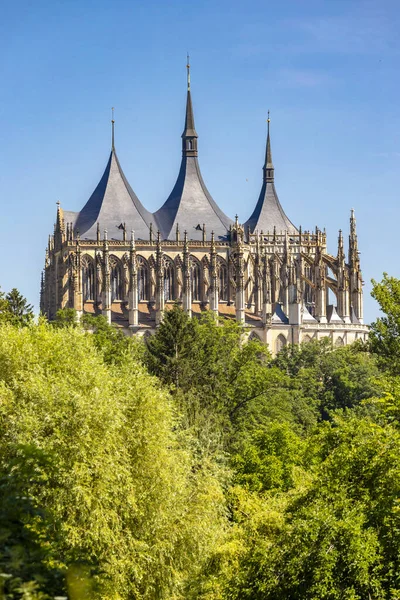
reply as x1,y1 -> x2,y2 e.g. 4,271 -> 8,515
41,64 -> 368,354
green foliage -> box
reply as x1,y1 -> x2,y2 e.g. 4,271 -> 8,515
274,339 -> 381,419
231,421 -> 304,492
0,323 -> 226,599
80,314 -> 138,364
4,289 -> 34,327
227,415 -> 400,599
3,274 -> 400,599
145,306 -> 274,451
51,308 -> 79,328
370,273 -> 400,375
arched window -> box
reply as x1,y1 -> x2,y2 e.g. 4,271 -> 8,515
191,259 -> 201,301
82,256 -> 95,301
110,256 -> 123,301
137,256 -> 149,301
275,334 -> 287,354
164,259 -> 175,301
219,261 -> 228,301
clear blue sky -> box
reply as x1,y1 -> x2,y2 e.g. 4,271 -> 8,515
0,0 -> 398,322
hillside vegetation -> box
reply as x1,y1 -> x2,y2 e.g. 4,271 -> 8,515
0,276 -> 399,599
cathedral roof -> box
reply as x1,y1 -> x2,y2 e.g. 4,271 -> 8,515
244,118 -> 297,235
154,64 -> 233,241
74,134 -> 152,241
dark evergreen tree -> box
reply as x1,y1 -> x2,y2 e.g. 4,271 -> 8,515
4,288 -> 34,326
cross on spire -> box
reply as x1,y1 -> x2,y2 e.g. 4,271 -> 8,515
111,107 -> 115,150
186,53 -> 190,90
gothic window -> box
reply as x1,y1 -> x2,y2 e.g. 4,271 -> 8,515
110,256 -> 123,301
275,334 -> 287,354
164,259 -> 175,301
191,259 -> 201,301
188,140 -> 193,150
81,256 -> 95,302
137,256 -> 149,301
219,261 -> 228,301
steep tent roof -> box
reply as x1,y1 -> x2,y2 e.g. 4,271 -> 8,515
244,117 -> 297,235
154,64 -> 233,241
74,129 -> 153,240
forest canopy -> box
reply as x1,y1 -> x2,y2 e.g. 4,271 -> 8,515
0,277 -> 399,600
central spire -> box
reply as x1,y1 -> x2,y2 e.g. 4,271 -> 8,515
154,59 -> 233,240
264,111 -> 274,182
182,54 -> 198,156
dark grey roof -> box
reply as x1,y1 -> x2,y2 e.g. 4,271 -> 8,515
74,149 -> 153,240
245,181 -> 297,234
245,123 -> 297,235
154,156 -> 233,241
271,303 -> 289,324
63,210 -> 79,228
154,86 -> 233,241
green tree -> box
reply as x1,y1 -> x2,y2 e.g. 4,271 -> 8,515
81,313 -> 137,364
274,339 -> 380,419
51,307 -> 79,328
0,323 -> 226,599
5,289 -> 34,327
370,273 -> 400,374
225,414 -> 400,600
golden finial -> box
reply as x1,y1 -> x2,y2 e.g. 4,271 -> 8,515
186,53 -> 190,91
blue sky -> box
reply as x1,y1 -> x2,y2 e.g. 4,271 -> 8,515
0,0 -> 399,322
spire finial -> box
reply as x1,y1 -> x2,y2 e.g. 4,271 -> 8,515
111,107 -> 115,150
263,110 -> 274,182
187,53 -> 190,91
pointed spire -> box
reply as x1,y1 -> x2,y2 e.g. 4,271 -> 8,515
55,200 -> 64,235
244,113 -> 296,235
111,107 -> 115,150
338,229 -> 345,264
349,208 -> 359,268
182,56 -> 198,156
263,111 -> 274,183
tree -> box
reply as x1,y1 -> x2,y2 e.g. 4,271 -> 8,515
81,313 -> 137,364
273,339 -> 381,420
0,323 -> 226,599
51,307 -> 79,328
5,289 -> 34,327
221,414 -> 400,600
370,273 -> 400,374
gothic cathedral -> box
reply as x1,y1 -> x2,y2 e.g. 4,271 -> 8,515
41,65 -> 368,354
